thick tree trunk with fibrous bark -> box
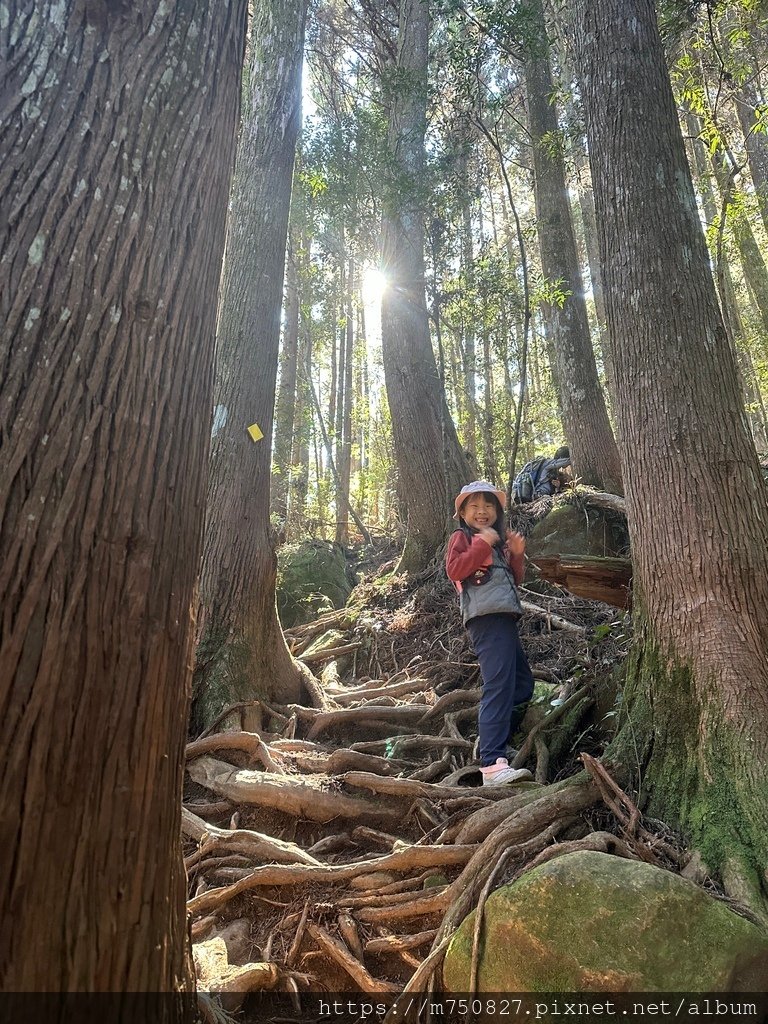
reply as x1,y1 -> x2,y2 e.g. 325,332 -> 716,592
194,0 -> 308,728
574,0 -> 768,918
380,0 -> 471,572
523,0 -> 623,495
0,0 -> 247,998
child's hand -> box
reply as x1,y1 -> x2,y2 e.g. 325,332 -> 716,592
478,527 -> 500,547
505,529 -> 525,555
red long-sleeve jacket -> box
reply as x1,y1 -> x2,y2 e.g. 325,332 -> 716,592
445,530 -> 525,592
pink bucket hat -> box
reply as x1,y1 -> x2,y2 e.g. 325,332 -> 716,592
453,480 -> 507,519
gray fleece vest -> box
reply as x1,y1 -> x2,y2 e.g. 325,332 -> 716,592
459,546 -> 523,625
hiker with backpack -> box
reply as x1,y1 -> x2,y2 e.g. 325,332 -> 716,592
445,480 -> 535,787
511,445 -> 571,503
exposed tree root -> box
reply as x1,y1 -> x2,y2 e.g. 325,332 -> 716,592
186,731 -> 286,772
182,808 -> 320,868
187,756 -> 401,825
187,845 -> 476,918
581,753 -> 688,867
306,922 -> 400,993
184,579 -> 716,1004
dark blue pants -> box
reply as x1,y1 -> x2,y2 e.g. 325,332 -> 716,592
467,613 -> 535,767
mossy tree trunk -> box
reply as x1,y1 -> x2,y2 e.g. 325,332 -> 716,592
575,0 -> 768,917
194,0 -> 309,729
380,0 -> 471,572
0,0 -> 246,997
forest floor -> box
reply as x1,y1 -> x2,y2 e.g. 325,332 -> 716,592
183,556 -> 698,1020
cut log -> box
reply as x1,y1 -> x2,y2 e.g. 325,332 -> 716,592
530,554 -> 632,609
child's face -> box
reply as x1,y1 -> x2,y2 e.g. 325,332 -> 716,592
461,493 -> 497,530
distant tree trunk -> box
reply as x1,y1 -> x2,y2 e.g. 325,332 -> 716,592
710,152 -> 768,353
0,0 -> 246,996
194,0 -> 308,729
460,153 -> 478,459
524,0 -> 624,494
732,78 -> 768,235
288,315 -> 313,536
335,259 -> 354,545
273,228 -> 301,524
380,0 -> 470,571
685,113 -> 768,450
575,0 -> 768,918
481,324 -> 496,480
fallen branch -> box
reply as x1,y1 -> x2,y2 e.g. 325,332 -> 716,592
519,600 -> 586,634
299,642 -> 361,666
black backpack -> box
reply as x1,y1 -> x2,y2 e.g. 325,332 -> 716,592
511,457 -> 549,503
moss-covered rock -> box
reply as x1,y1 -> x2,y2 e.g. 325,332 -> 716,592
277,540 -> 356,628
443,851 -> 768,992
526,504 -> 629,561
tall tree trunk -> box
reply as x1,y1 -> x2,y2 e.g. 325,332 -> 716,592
380,0 -> 470,571
0,0 -> 246,996
195,0 -> 308,728
575,0 -> 768,917
524,0 -> 624,494
461,156 -> 478,460
288,315 -> 312,536
710,152 -> 768,355
685,112 -> 768,450
335,259 -> 355,545
731,77 -> 768,236
273,227 -> 301,524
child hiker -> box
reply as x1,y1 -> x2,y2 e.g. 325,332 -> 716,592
445,480 -> 535,787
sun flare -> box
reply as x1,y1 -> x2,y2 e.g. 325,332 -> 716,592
361,266 -> 388,306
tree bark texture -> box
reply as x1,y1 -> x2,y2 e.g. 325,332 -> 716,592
524,0 -> 624,495
380,0 -> 471,572
195,0 -> 308,725
0,0 -> 247,996
575,0 -> 768,910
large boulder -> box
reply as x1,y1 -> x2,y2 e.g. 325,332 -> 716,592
277,540 -> 356,627
526,503 -> 629,561
443,851 -> 768,992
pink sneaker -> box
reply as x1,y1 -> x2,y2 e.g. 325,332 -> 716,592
480,758 -> 533,787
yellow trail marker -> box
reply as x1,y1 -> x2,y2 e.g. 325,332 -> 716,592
247,422 -> 264,442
